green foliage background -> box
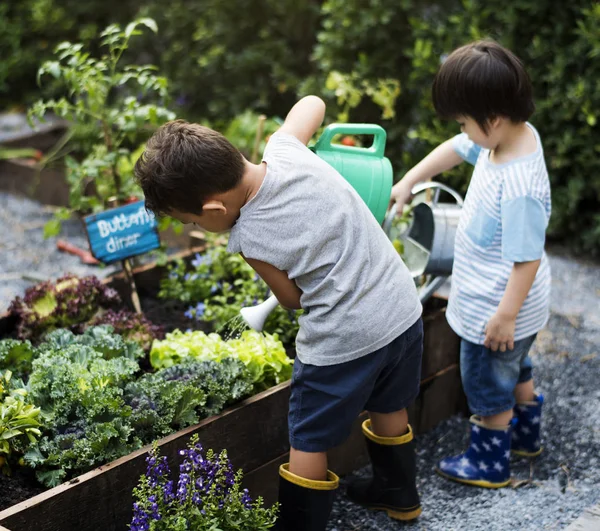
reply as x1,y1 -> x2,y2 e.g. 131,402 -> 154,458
2,0 -> 599,254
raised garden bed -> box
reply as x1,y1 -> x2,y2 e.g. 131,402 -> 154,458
0,249 -> 465,531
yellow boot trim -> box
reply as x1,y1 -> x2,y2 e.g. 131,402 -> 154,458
362,419 -> 413,445
470,415 -> 511,431
512,447 -> 543,458
279,463 -> 339,491
436,468 -> 511,489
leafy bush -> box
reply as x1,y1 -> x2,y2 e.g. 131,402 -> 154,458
125,359 -> 254,442
9,275 -> 121,342
0,339 -> 36,381
86,309 -> 165,352
150,330 -> 293,393
159,245 -> 300,349
0,371 -> 42,475
25,327 -> 143,486
131,434 -> 277,531
28,17 -> 176,237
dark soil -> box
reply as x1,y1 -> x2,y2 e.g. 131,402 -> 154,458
0,468 -> 44,512
140,295 -> 210,335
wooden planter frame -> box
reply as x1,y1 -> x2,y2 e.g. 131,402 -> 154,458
0,250 -> 466,531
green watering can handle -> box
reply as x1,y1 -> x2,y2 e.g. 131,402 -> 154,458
313,123 -> 387,158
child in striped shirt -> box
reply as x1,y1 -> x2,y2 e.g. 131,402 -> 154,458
391,40 -> 550,487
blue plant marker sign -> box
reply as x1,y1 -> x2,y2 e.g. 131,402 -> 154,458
84,201 -> 160,264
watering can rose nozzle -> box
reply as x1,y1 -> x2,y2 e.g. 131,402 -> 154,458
240,294 -> 280,332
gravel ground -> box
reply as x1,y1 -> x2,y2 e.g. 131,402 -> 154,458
0,192 -> 119,311
329,255 -> 600,530
1,192 -> 598,530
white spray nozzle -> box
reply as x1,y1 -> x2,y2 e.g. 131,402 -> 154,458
240,294 -> 280,332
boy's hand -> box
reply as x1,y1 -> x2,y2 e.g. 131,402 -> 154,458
389,178 -> 413,215
484,312 -> 516,352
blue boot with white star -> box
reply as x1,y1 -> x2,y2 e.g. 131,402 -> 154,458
436,415 -> 513,488
512,393 -> 544,457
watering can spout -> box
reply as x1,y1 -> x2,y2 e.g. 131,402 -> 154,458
240,295 -> 280,332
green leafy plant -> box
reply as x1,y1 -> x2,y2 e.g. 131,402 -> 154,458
0,339 -> 37,381
8,274 -> 121,342
125,359 -> 254,442
158,245 -> 300,349
24,327 -> 143,486
130,434 -> 278,531
28,17 -> 176,237
150,330 -> 292,393
0,370 -> 42,475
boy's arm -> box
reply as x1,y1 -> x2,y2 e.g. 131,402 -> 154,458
241,255 -> 303,310
484,260 -> 541,352
391,138 -> 463,213
278,95 -> 326,146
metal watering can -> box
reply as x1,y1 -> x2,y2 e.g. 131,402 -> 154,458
241,125 -> 463,330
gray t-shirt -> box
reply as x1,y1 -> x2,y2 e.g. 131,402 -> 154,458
228,132 -> 422,366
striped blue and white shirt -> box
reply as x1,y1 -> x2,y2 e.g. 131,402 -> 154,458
447,124 -> 552,345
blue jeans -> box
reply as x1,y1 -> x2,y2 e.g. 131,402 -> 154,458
460,334 -> 536,417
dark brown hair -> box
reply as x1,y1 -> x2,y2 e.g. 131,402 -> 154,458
432,40 -> 534,133
134,120 -> 245,216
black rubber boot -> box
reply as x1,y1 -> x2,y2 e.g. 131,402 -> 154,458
346,420 -> 421,521
276,463 -> 339,531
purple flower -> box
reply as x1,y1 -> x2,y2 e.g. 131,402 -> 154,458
131,503 -> 150,531
169,271 -> 178,279
241,488 -> 252,509
184,307 -> 195,319
195,302 -> 206,318
191,253 -> 205,268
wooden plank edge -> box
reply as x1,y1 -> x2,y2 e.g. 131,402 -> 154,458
0,380 -> 290,521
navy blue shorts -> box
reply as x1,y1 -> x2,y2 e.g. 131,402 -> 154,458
460,334 -> 537,417
288,319 -> 423,453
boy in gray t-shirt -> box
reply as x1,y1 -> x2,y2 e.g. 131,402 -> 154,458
135,96 -> 424,529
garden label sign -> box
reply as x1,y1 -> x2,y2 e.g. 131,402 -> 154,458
84,201 -> 160,264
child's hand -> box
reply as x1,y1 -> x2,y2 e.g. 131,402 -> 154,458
484,312 -> 516,352
389,178 -> 413,215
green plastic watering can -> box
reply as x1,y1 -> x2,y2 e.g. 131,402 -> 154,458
312,123 -> 393,224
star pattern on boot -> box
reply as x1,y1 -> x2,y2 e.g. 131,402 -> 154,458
493,462 -> 504,472
478,461 -> 488,472
471,443 -> 481,453
491,436 -> 502,447
521,425 -> 531,435
482,441 -> 491,452
504,450 -> 511,459
531,416 -> 540,425
472,425 -> 481,434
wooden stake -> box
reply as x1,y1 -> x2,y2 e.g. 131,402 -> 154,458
122,258 -> 142,314
251,114 -> 267,164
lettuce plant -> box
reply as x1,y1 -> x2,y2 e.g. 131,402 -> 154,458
158,244 -> 300,348
86,309 -> 165,351
9,274 -> 121,342
131,434 -> 277,531
150,330 -> 293,392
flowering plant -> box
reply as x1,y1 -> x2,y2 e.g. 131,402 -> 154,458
131,434 -> 278,530
159,244 -> 300,349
